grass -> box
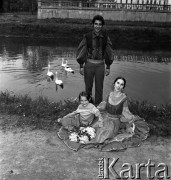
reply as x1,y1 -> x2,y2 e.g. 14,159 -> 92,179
1,13 -> 171,28
0,90 -> 170,137
0,13 -> 171,50
129,100 -> 171,137
0,90 -> 79,131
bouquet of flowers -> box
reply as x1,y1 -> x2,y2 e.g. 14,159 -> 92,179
69,127 -> 96,144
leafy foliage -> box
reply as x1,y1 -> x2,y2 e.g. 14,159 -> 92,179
0,91 -> 79,130
128,99 -> 171,137
2,0 -> 37,13
0,91 -> 170,137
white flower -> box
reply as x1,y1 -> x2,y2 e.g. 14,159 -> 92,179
79,127 -> 96,139
86,127 -> 95,133
79,135 -> 89,144
85,127 -> 96,139
69,132 -> 79,142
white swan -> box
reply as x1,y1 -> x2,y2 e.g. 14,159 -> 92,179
55,71 -> 63,91
61,58 -> 67,67
64,61 -> 74,74
47,64 -> 54,81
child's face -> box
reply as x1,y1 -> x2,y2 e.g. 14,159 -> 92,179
80,96 -> 89,107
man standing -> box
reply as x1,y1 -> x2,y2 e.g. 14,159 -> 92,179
76,15 -> 113,106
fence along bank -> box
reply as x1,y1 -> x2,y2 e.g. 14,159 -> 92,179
38,0 -> 171,22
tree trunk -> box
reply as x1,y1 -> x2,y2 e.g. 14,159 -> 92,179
0,0 -> 3,12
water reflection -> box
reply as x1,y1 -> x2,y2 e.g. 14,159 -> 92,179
0,37 -> 170,106
23,46 -> 47,72
113,54 -> 171,63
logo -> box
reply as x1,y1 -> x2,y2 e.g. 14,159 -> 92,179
98,158 -> 170,179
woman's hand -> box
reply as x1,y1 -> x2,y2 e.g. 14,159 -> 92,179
126,123 -> 135,135
98,116 -> 104,127
98,121 -> 103,128
97,101 -> 106,111
128,118 -> 134,124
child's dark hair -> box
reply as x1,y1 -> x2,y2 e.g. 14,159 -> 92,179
78,91 -> 93,103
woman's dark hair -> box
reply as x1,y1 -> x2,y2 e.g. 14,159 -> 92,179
112,77 -> 127,90
78,91 -> 93,103
92,15 -> 105,26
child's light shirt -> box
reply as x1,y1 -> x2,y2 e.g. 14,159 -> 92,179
73,103 -> 101,125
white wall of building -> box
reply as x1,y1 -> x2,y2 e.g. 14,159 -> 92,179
98,0 -> 169,4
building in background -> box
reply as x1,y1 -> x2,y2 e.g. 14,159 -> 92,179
97,0 -> 169,4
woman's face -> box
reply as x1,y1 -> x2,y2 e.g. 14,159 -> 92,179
80,96 -> 89,107
114,79 -> 125,92
93,20 -> 103,34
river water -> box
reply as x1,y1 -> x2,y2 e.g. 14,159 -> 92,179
0,37 -> 170,106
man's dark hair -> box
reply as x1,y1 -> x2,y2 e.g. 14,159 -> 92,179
92,15 -> 105,26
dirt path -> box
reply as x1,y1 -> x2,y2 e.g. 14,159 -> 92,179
0,129 -> 170,180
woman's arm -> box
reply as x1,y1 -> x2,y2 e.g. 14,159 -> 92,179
97,101 -> 107,111
121,100 -> 135,123
91,106 -> 103,127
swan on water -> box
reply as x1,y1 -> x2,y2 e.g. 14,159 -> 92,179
55,71 -> 64,91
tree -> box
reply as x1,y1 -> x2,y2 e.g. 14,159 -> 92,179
1,0 -> 37,13
0,0 -> 3,12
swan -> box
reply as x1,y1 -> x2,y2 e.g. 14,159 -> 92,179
47,64 -> 54,81
64,61 -> 74,74
61,58 -> 67,67
55,71 -> 63,91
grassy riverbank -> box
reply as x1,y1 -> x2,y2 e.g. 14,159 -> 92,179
0,14 -> 171,137
0,13 -> 171,50
0,91 -> 170,137
0,14 -> 170,180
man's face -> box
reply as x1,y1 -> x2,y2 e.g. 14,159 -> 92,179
93,20 -> 103,34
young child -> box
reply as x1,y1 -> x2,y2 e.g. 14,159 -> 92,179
58,91 -> 103,131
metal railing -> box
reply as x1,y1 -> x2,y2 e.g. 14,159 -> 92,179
38,0 -> 171,12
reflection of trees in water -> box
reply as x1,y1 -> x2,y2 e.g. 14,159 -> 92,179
113,54 -> 171,62
22,46 -> 77,72
22,46 -> 56,72
0,44 -> 77,72
1,44 -> 170,73
1,47 -> 10,61
22,46 -> 44,72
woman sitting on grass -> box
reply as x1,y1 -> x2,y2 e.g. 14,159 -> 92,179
92,76 -> 149,151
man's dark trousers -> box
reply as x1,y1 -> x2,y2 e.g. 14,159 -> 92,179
84,61 -> 105,106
